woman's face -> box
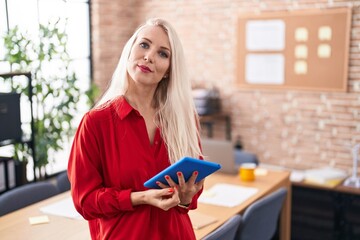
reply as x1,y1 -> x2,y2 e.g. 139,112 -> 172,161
127,25 -> 171,89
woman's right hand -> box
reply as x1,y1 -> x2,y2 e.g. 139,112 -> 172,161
131,187 -> 180,211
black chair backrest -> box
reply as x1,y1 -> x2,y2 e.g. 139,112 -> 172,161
203,214 -> 242,240
236,187 -> 287,240
0,181 -> 59,216
56,171 -> 71,193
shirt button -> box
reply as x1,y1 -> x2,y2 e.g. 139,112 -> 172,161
155,141 -> 159,144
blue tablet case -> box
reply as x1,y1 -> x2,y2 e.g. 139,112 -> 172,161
144,157 -> 221,189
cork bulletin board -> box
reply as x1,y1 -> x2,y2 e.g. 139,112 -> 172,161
237,8 -> 352,92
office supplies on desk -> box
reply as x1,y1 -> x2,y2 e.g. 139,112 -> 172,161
290,170 -> 305,182
239,163 -> 256,181
40,197 -> 82,219
198,183 -> 258,207
29,215 -> 50,225
304,167 -> 347,187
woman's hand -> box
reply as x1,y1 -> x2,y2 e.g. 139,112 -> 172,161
131,188 -> 180,211
157,171 -> 204,205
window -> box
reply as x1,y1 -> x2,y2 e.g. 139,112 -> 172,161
0,0 -> 91,180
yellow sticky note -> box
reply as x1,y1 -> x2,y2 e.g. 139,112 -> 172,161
318,44 -> 331,58
29,215 -> 50,225
295,27 -> 308,42
295,45 -> 308,59
318,26 -> 332,41
294,61 -> 307,75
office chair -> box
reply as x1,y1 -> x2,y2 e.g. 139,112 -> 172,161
235,187 -> 287,240
56,171 -> 70,193
203,214 -> 242,240
234,149 -> 259,166
0,181 -> 59,216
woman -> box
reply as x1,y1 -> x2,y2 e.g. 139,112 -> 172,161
68,18 -> 204,239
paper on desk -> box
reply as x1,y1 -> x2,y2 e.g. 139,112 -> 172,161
40,197 -> 83,220
29,215 -> 50,225
198,183 -> 258,207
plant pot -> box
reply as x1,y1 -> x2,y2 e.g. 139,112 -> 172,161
15,160 -> 28,186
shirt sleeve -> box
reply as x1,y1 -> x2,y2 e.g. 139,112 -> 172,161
68,112 -> 134,220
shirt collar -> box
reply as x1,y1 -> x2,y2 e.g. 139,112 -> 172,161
114,96 -> 135,120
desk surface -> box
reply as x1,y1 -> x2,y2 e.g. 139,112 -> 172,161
292,180 -> 360,196
0,192 -> 90,240
0,169 -> 290,240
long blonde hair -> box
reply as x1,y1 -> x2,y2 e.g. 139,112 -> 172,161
96,18 -> 202,164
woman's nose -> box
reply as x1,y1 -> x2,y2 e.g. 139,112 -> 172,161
144,52 -> 154,63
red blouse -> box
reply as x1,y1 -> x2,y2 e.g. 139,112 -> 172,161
68,96 -> 201,240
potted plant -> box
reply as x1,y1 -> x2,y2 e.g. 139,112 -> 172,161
2,19 -> 82,180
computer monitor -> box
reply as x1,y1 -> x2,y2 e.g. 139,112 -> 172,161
0,93 -> 22,142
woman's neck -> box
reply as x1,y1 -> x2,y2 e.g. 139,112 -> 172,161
124,78 -> 159,112
124,90 -> 155,113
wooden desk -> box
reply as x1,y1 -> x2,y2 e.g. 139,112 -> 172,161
0,169 -> 290,240
194,169 -> 291,240
0,192 -> 90,240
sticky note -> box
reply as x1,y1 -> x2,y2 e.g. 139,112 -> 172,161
29,215 -> 50,225
255,168 -> 268,176
295,45 -> 308,59
294,61 -> 307,75
318,26 -> 332,41
295,27 -> 308,42
318,44 -> 331,58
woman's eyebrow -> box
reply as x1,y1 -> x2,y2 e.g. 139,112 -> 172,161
141,37 -> 171,52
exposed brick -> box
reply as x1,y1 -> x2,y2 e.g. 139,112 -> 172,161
91,0 -> 360,173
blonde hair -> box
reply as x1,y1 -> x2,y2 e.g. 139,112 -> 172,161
96,18 -> 202,164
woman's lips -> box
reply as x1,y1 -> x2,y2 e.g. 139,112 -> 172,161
138,65 -> 152,73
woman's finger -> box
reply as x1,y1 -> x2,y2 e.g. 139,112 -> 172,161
164,175 -> 176,187
176,171 -> 185,187
156,181 -> 169,189
186,171 -> 198,185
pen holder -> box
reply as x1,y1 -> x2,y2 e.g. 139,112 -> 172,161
239,163 -> 256,181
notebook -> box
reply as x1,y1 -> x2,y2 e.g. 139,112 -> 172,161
201,138 -> 238,174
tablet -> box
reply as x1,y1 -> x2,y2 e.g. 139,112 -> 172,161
144,157 -> 221,189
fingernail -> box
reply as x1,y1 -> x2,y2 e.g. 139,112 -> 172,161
194,171 -> 198,175
177,172 -> 182,176
168,188 -> 174,193
165,175 -> 170,180
156,181 -> 160,185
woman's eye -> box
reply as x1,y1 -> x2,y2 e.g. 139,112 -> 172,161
159,51 -> 169,58
139,42 -> 149,49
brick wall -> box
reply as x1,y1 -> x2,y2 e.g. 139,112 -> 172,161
91,0 -> 360,173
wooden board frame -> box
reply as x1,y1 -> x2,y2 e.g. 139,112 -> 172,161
237,8 -> 352,92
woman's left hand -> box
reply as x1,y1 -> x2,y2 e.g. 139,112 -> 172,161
157,171 -> 204,205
